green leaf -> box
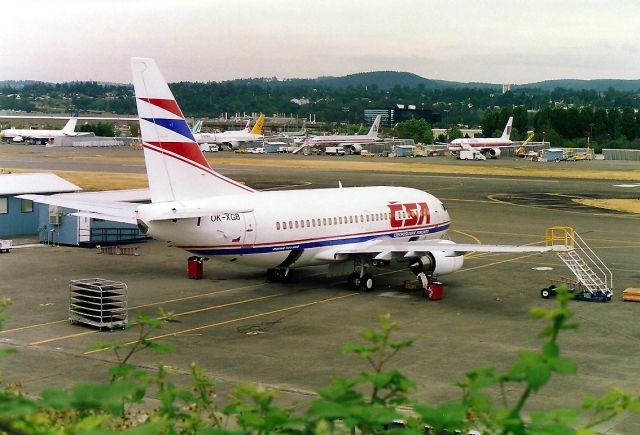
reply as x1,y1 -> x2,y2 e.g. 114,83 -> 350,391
527,362 -> 552,391
550,356 -> 577,374
414,403 -> 467,431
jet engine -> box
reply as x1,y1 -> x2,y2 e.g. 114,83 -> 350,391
408,241 -> 465,277
488,148 -> 501,158
12,136 -> 24,143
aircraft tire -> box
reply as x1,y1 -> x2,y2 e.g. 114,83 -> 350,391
359,273 -> 374,292
540,288 -> 551,299
267,268 -> 281,282
347,272 -> 360,290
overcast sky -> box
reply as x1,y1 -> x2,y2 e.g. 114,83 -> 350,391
2,0 -> 639,84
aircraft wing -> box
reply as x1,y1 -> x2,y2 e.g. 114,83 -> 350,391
331,237 -> 552,258
18,194 -> 139,224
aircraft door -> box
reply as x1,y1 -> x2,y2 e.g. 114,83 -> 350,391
243,212 -> 256,246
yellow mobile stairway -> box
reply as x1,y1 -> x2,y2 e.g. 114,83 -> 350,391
546,227 -> 613,301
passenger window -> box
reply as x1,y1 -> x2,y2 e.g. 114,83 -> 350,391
295,221 -> 299,229
323,218 -> 327,226
301,220 -> 305,228
312,219 -> 316,227
276,222 -> 281,230
283,222 -> 287,230
306,219 -> 310,227
339,217 -> 343,224
289,221 -> 293,229
333,217 -> 337,225
349,216 -> 353,224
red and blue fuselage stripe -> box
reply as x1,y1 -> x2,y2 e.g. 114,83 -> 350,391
181,223 -> 450,256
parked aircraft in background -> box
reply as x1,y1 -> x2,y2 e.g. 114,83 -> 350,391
193,115 -> 264,149
1,114 -> 89,143
447,116 -> 513,158
307,115 -> 382,146
281,120 -> 306,138
21,58 -> 552,293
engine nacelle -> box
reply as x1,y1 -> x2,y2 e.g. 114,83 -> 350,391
488,147 -> 501,158
409,247 -> 464,277
12,135 -> 24,143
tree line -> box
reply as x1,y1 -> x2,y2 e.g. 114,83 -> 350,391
2,80 -> 640,149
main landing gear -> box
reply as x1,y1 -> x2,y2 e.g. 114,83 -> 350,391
266,267 -> 292,283
347,271 -> 374,292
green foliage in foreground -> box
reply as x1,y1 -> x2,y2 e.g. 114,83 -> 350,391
0,289 -> 639,433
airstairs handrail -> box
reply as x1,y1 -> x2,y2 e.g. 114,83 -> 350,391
545,226 -> 613,292
572,230 -> 613,291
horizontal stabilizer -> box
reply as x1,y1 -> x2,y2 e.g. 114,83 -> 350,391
18,194 -> 138,224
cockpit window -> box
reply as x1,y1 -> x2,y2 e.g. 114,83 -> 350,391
441,202 -> 447,211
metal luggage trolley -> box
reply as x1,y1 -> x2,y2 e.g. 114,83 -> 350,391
69,278 -> 128,329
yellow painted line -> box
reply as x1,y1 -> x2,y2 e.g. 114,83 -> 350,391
2,283 -> 264,335
451,229 -> 482,245
455,253 -> 541,273
30,293 -> 284,346
30,330 -> 97,345
84,293 -> 359,355
1,319 -> 69,334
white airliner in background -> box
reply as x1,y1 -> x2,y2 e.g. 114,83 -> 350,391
1,114 -> 88,143
447,116 -> 513,158
193,115 -> 265,149
21,58 -> 552,292
307,115 -> 382,146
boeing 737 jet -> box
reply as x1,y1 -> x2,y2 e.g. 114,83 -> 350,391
447,116 -> 513,158
307,115 -> 382,146
1,114 -> 87,143
21,59 -> 553,293
193,115 -> 264,149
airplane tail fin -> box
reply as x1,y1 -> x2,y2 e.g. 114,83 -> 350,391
501,116 -> 513,140
131,57 -> 254,203
61,114 -> 78,136
367,115 -> 381,137
190,120 -> 203,134
250,114 -> 265,135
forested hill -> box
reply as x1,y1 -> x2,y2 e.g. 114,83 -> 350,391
515,79 -> 640,92
2,73 -> 639,92
227,73 -> 640,92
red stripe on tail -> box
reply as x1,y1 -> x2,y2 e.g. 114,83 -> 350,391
146,141 -> 210,168
139,98 -> 184,118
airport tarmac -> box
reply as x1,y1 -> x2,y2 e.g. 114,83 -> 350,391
2,146 -> 640,431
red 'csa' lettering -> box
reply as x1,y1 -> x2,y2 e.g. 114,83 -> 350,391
387,202 -> 430,228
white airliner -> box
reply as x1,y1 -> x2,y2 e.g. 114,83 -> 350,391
1,114 -> 87,143
447,116 -> 513,158
307,115 -> 382,146
193,115 -> 265,149
20,58 -> 552,292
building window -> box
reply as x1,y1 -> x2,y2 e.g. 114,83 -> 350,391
20,199 -> 33,213
0,197 -> 7,214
